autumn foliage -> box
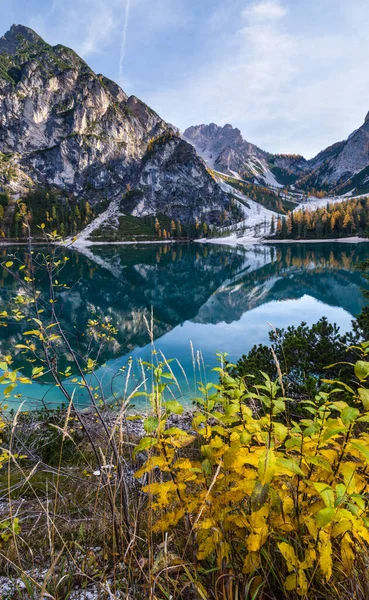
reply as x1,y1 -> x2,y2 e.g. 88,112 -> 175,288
275,196 -> 369,239
136,350 -> 369,597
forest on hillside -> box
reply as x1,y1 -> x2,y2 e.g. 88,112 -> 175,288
272,196 -> 369,239
0,188 -> 97,239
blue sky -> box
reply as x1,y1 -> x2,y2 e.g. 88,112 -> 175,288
1,0 -> 369,157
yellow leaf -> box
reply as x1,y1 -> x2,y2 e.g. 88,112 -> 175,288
318,530 -> 332,581
285,573 -> 298,591
341,533 -> 355,573
243,551 -> 261,574
285,570 -> 309,596
278,542 -> 299,571
246,526 -> 268,552
332,521 -> 351,538
340,463 -> 357,494
247,505 -> 269,552
174,457 -> 193,470
300,547 -> 316,570
135,456 -> 168,477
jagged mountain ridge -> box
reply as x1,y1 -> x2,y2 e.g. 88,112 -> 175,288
0,24 -> 232,229
301,112 -> 369,193
184,115 -> 369,196
183,123 -> 311,188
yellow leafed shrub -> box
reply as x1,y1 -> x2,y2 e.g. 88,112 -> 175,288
135,350 -> 369,597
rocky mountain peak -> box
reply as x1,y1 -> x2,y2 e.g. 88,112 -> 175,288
183,122 -> 268,176
0,24 -> 45,55
0,24 -> 232,233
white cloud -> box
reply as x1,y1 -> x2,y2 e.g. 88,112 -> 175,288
242,0 -> 288,21
20,0 -> 369,158
146,0 -> 369,158
148,0 -> 297,148
29,0 -> 189,59
30,0 -> 122,57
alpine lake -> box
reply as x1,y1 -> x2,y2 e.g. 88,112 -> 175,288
1,241 -> 369,411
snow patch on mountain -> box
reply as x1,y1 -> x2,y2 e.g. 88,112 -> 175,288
68,198 -> 122,245
211,179 -> 281,243
294,196 -> 348,212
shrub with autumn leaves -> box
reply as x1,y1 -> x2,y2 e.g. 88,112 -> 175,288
135,349 -> 369,598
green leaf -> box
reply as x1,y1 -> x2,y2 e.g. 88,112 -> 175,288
32,366 -> 44,376
258,449 -> 276,485
350,441 -> 369,465
358,388 -> 369,410
165,400 -> 183,415
251,481 -> 269,511
202,458 -> 212,476
159,372 -> 174,380
240,430 -> 252,445
272,399 -> 285,414
316,507 -> 335,528
143,416 -> 159,433
341,406 -> 359,425
285,438 -> 302,449
131,391 -> 150,398
276,457 -> 304,477
306,455 -> 332,473
322,426 -> 346,441
133,437 -> 157,455
313,482 -> 334,507
3,383 -> 16,395
354,360 -> 369,382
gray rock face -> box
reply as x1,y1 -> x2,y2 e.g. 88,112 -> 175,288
183,123 -> 310,185
184,119 -> 369,194
0,25 -> 230,225
131,135 -> 229,224
304,119 -> 369,189
184,123 -> 266,173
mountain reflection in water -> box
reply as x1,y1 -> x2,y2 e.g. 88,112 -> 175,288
0,241 -> 368,409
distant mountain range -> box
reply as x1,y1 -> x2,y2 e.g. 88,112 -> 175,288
1,24 -> 369,242
183,119 -> 369,196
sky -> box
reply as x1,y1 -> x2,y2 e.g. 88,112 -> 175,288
1,0 -> 369,158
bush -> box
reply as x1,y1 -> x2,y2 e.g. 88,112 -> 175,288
231,317 -> 357,398
136,350 -> 369,598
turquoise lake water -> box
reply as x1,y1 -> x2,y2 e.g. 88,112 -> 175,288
0,241 -> 368,410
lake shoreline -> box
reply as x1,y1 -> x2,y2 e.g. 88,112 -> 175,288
264,236 -> 369,244
0,235 -> 368,248
200,235 -> 369,247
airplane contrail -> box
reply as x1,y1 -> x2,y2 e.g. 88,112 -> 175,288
119,0 -> 130,83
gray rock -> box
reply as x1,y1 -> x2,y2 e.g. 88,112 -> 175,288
0,25 -> 231,227
183,123 -> 310,185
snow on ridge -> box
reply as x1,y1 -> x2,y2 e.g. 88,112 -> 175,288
217,178 -> 280,241
295,196 -> 350,212
67,198 -> 122,246
243,157 -> 283,189
260,165 -> 284,189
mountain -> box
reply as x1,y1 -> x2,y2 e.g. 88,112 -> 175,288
298,113 -> 369,194
184,116 -> 369,197
1,23 -> 368,245
183,123 -> 310,188
0,24 -> 234,236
